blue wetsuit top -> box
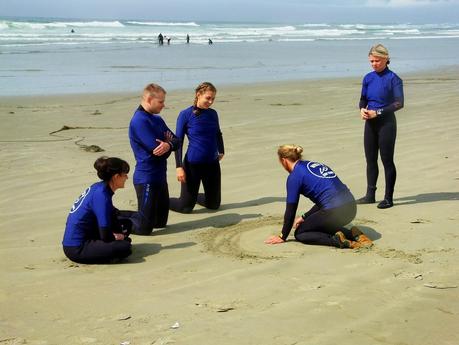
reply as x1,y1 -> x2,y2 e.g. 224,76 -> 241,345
359,67 -> 404,116
62,182 -> 115,247
175,106 -> 224,167
280,161 -> 354,240
129,105 -> 179,184
286,160 -> 354,209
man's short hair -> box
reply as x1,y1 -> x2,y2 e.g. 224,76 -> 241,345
143,83 -> 166,98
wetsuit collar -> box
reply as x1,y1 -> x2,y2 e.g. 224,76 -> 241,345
138,104 -> 155,115
376,67 -> 390,76
103,181 -> 115,195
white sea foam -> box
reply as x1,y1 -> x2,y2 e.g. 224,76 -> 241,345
127,21 -> 199,26
1,18 -> 458,48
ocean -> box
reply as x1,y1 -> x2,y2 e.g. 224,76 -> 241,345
1,17 -> 459,95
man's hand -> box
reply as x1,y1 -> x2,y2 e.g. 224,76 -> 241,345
153,139 -> 171,156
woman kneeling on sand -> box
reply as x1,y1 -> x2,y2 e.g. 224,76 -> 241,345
62,157 -> 132,264
265,144 -> 372,249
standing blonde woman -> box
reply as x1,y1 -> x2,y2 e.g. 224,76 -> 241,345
170,82 -> 224,213
265,145 -> 372,248
357,44 -> 404,209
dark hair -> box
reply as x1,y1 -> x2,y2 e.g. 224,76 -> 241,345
94,156 -> 130,182
193,81 -> 217,115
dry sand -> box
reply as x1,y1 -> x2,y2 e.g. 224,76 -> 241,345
0,68 -> 458,345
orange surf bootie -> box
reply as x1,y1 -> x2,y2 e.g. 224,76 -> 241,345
351,226 -> 373,247
333,231 -> 361,249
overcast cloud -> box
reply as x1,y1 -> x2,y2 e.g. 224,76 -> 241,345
1,0 -> 458,23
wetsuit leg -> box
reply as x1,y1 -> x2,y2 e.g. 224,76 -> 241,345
363,120 -> 379,198
154,182 -> 169,228
170,159 -> 200,213
198,160 -> 221,210
378,113 -> 397,201
133,183 -> 170,235
294,202 -> 356,247
63,239 -> 132,264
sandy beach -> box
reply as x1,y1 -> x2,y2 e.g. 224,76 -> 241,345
0,68 -> 458,345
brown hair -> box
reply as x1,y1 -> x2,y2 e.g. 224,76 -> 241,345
277,144 -> 303,162
193,82 -> 217,115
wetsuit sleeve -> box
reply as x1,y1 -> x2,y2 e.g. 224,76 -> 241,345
131,116 -> 157,153
217,131 -> 224,155
214,111 -> 225,155
280,174 -> 301,240
163,122 -> 180,151
379,76 -> 404,115
93,190 -> 116,242
280,202 -> 298,241
174,111 -> 188,168
359,77 -> 368,109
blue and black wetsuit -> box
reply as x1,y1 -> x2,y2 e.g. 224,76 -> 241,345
359,67 -> 404,205
129,105 -> 179,235
170,106 -> 224,213
62,182 -> 132,264
281,161 -> 356,247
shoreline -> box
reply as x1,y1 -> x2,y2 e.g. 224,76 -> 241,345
1,64 -> 458,101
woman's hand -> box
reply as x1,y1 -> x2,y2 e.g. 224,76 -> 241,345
264,235 -> 285,245
361,108 -> 377,120
113,233 -> 125,241
293,216 -> 304,229
176,167 -> 186,183
152,139 -> 171,156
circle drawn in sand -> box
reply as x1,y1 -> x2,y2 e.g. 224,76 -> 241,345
198,216 -> 303,261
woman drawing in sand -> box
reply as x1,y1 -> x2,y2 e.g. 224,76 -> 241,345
265,144 -> 373,248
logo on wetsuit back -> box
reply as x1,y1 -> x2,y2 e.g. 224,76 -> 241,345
70,187 -> 90,213
307,161 -> 336,179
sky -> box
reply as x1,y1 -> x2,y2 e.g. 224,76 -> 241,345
1,0 -> 459,23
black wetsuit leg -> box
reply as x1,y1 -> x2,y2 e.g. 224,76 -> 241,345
198,160 -> 221,210
132,182 -> 169,235
170,158 -> 200,213
170,159 -> 221,213
378,113 -> 397,201
364,113 -> 397,200
63,239 -> 132,264
294,202 -> 356,247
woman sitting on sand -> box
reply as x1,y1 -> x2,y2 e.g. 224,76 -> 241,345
265,144 -> 372,248
62,157 -> 132,264
170,82 -> 224,213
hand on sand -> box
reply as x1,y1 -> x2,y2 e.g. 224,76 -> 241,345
264,235 -> 284,245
